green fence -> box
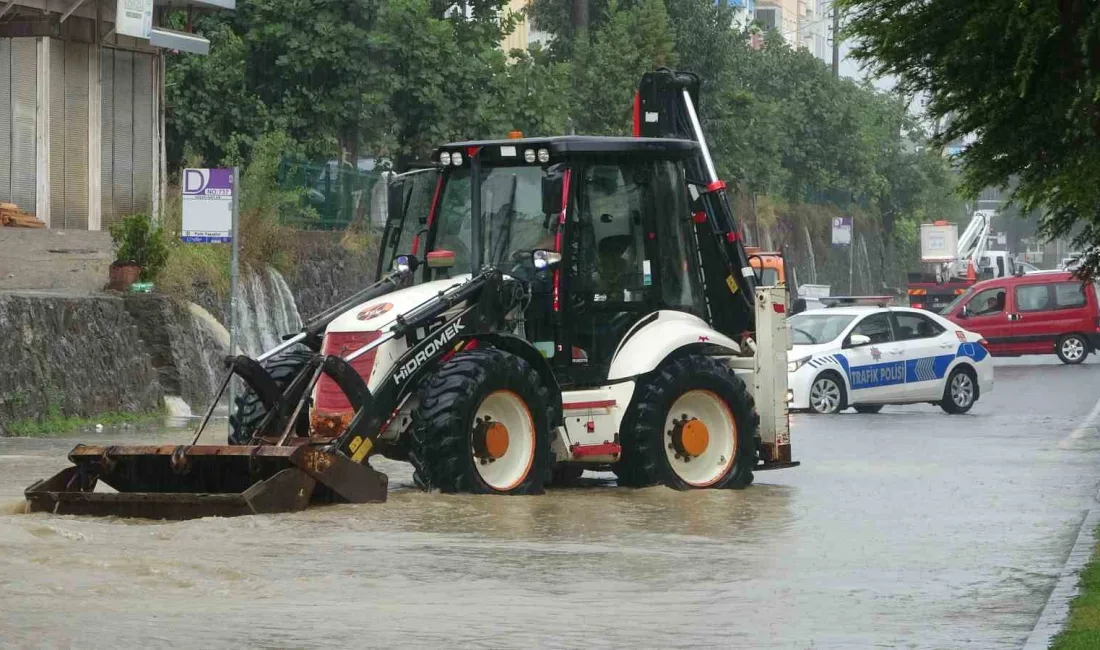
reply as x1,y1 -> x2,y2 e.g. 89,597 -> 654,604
277,159 -> 389,231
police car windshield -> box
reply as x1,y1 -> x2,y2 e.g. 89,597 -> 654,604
788,313 -> 858,345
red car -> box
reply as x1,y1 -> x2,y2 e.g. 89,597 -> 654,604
942,270 -> 1100,364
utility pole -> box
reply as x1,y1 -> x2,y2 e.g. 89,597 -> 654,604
831,1 -> 841,79
573,0 -> 589,33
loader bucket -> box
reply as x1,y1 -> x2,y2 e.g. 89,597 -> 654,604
24,443 -> 388,520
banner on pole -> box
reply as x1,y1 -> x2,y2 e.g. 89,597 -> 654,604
832,216 -> 852,246
182,168 -> 234,243
116,0 -> 154,39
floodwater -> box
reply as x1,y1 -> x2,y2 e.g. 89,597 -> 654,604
2,356 -> 1100,649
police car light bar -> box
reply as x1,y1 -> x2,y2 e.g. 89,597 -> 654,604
820,295 -> 896,308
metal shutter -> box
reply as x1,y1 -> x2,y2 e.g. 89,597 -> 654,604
64,42 -> 89,229
0,41 -> 11,203
10,38 -> 36,214
111,49 -> 133,218
100,48 -> 114,227
49,40 -> 64,224
132,52 -> 153,215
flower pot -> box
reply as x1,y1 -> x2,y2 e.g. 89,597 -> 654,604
108,262 -> 142,292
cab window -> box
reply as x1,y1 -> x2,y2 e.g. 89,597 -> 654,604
849,313 -> 893,345
575,163 -> 646,298
966,287 -> 1006,316
892,312 -> 945,341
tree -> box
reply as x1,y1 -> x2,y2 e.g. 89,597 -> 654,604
837,0 -> 1100,276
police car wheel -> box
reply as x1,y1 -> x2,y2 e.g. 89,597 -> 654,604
809,373 -> 846,414
854,404 -> 883,414
940,367 -> 977,414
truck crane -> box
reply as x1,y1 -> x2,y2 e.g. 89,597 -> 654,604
907,210 -> 1016,312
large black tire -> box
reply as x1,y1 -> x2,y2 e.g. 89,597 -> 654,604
228,349 -> 313,445
409,348 -> 554,494
1056,334 -> 1090,365
613,355 -> 759,490
939,365 -> 978,414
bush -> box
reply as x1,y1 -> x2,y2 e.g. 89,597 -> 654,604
109,214 -> 170,282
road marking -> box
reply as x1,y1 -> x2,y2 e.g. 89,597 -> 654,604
1022,507 -> 1100,650
1058,392 -> 1100,449
1026,391 -> 1100,649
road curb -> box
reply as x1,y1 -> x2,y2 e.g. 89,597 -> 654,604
1022,492 -> 1100,650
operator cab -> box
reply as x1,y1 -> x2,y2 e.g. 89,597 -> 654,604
381,136 -> 711,388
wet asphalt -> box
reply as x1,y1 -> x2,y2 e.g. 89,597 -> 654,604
1,355 -> 1099,649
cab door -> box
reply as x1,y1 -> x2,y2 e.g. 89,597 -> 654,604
839,312 -> 906,404
374,168 -> 439,281
951,284 -> 1014,355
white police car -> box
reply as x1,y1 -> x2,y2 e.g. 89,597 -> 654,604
787,303 -> 993,414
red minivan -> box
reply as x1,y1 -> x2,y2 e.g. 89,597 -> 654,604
943,270 -> 1100,364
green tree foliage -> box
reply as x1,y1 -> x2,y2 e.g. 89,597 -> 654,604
165,0 -> 959,279
837,0 -> 1100,275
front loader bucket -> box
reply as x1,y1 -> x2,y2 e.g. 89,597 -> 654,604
24,443 -> 388,520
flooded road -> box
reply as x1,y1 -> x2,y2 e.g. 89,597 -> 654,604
3,356 -> 1100,649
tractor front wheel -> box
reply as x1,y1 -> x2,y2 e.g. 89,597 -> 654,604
410,349 -> 553,494
614,355 -> 759,490
228,349 -> 313,445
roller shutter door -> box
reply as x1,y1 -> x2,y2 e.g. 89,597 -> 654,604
49,39 -> 90,230
0,39 -> 38,214
101,48 -> 156,228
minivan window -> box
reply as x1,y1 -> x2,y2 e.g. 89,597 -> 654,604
1054,282 -> 1087,308
1015,284 -> 1052,312
967,287 -> 1006,316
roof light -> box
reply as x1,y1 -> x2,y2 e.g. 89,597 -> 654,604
537,148 -> 550,164
439,151 -> 452,166
524,149 -> 537,164
450,151 -> 463,166
508,130 -> 524,139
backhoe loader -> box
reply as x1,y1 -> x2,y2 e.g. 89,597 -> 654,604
25,69 -> 797,519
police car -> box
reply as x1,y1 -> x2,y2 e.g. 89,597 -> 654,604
787,298 -> 994,414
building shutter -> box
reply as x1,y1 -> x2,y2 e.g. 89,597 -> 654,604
131,52 -> 154,216
100,46 -> 114,227
9,38 -> 37,213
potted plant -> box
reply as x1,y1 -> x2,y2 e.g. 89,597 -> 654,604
108,214 -> 168,292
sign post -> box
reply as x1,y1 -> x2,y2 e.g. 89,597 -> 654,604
182,167 -> 239,439
832,216 -> 854,294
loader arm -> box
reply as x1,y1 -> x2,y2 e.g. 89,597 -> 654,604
635,68 -> 758,340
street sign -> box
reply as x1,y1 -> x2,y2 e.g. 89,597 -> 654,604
182,168 -> 234,243
115,0 -> 154,39
832,216 -> 852,246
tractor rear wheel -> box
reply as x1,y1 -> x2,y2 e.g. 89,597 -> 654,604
614,355 -> 759,490
228,349 -> 313,445
410,348 -> 553,494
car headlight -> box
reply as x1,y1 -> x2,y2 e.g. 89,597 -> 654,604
787,355 -> 812,372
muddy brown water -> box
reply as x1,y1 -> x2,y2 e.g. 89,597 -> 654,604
2,357 -> 1100,649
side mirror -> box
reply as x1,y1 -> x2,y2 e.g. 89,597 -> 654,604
541,165 -> 566,216
393,254 -> 419,274
959,305 -> 971,318
847,333 -> 872,348
426,250 -> 456,269
532,250 -> 562,271
511,249 -> 562,271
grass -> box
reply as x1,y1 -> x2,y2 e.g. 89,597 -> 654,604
4,410 -> 164,437
1050,525 -> 1100,649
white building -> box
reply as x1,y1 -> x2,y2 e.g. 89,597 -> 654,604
0,0 -> 225,232
753,0 -> 833,64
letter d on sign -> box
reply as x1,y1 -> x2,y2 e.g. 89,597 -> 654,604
183,169 -> 207,194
